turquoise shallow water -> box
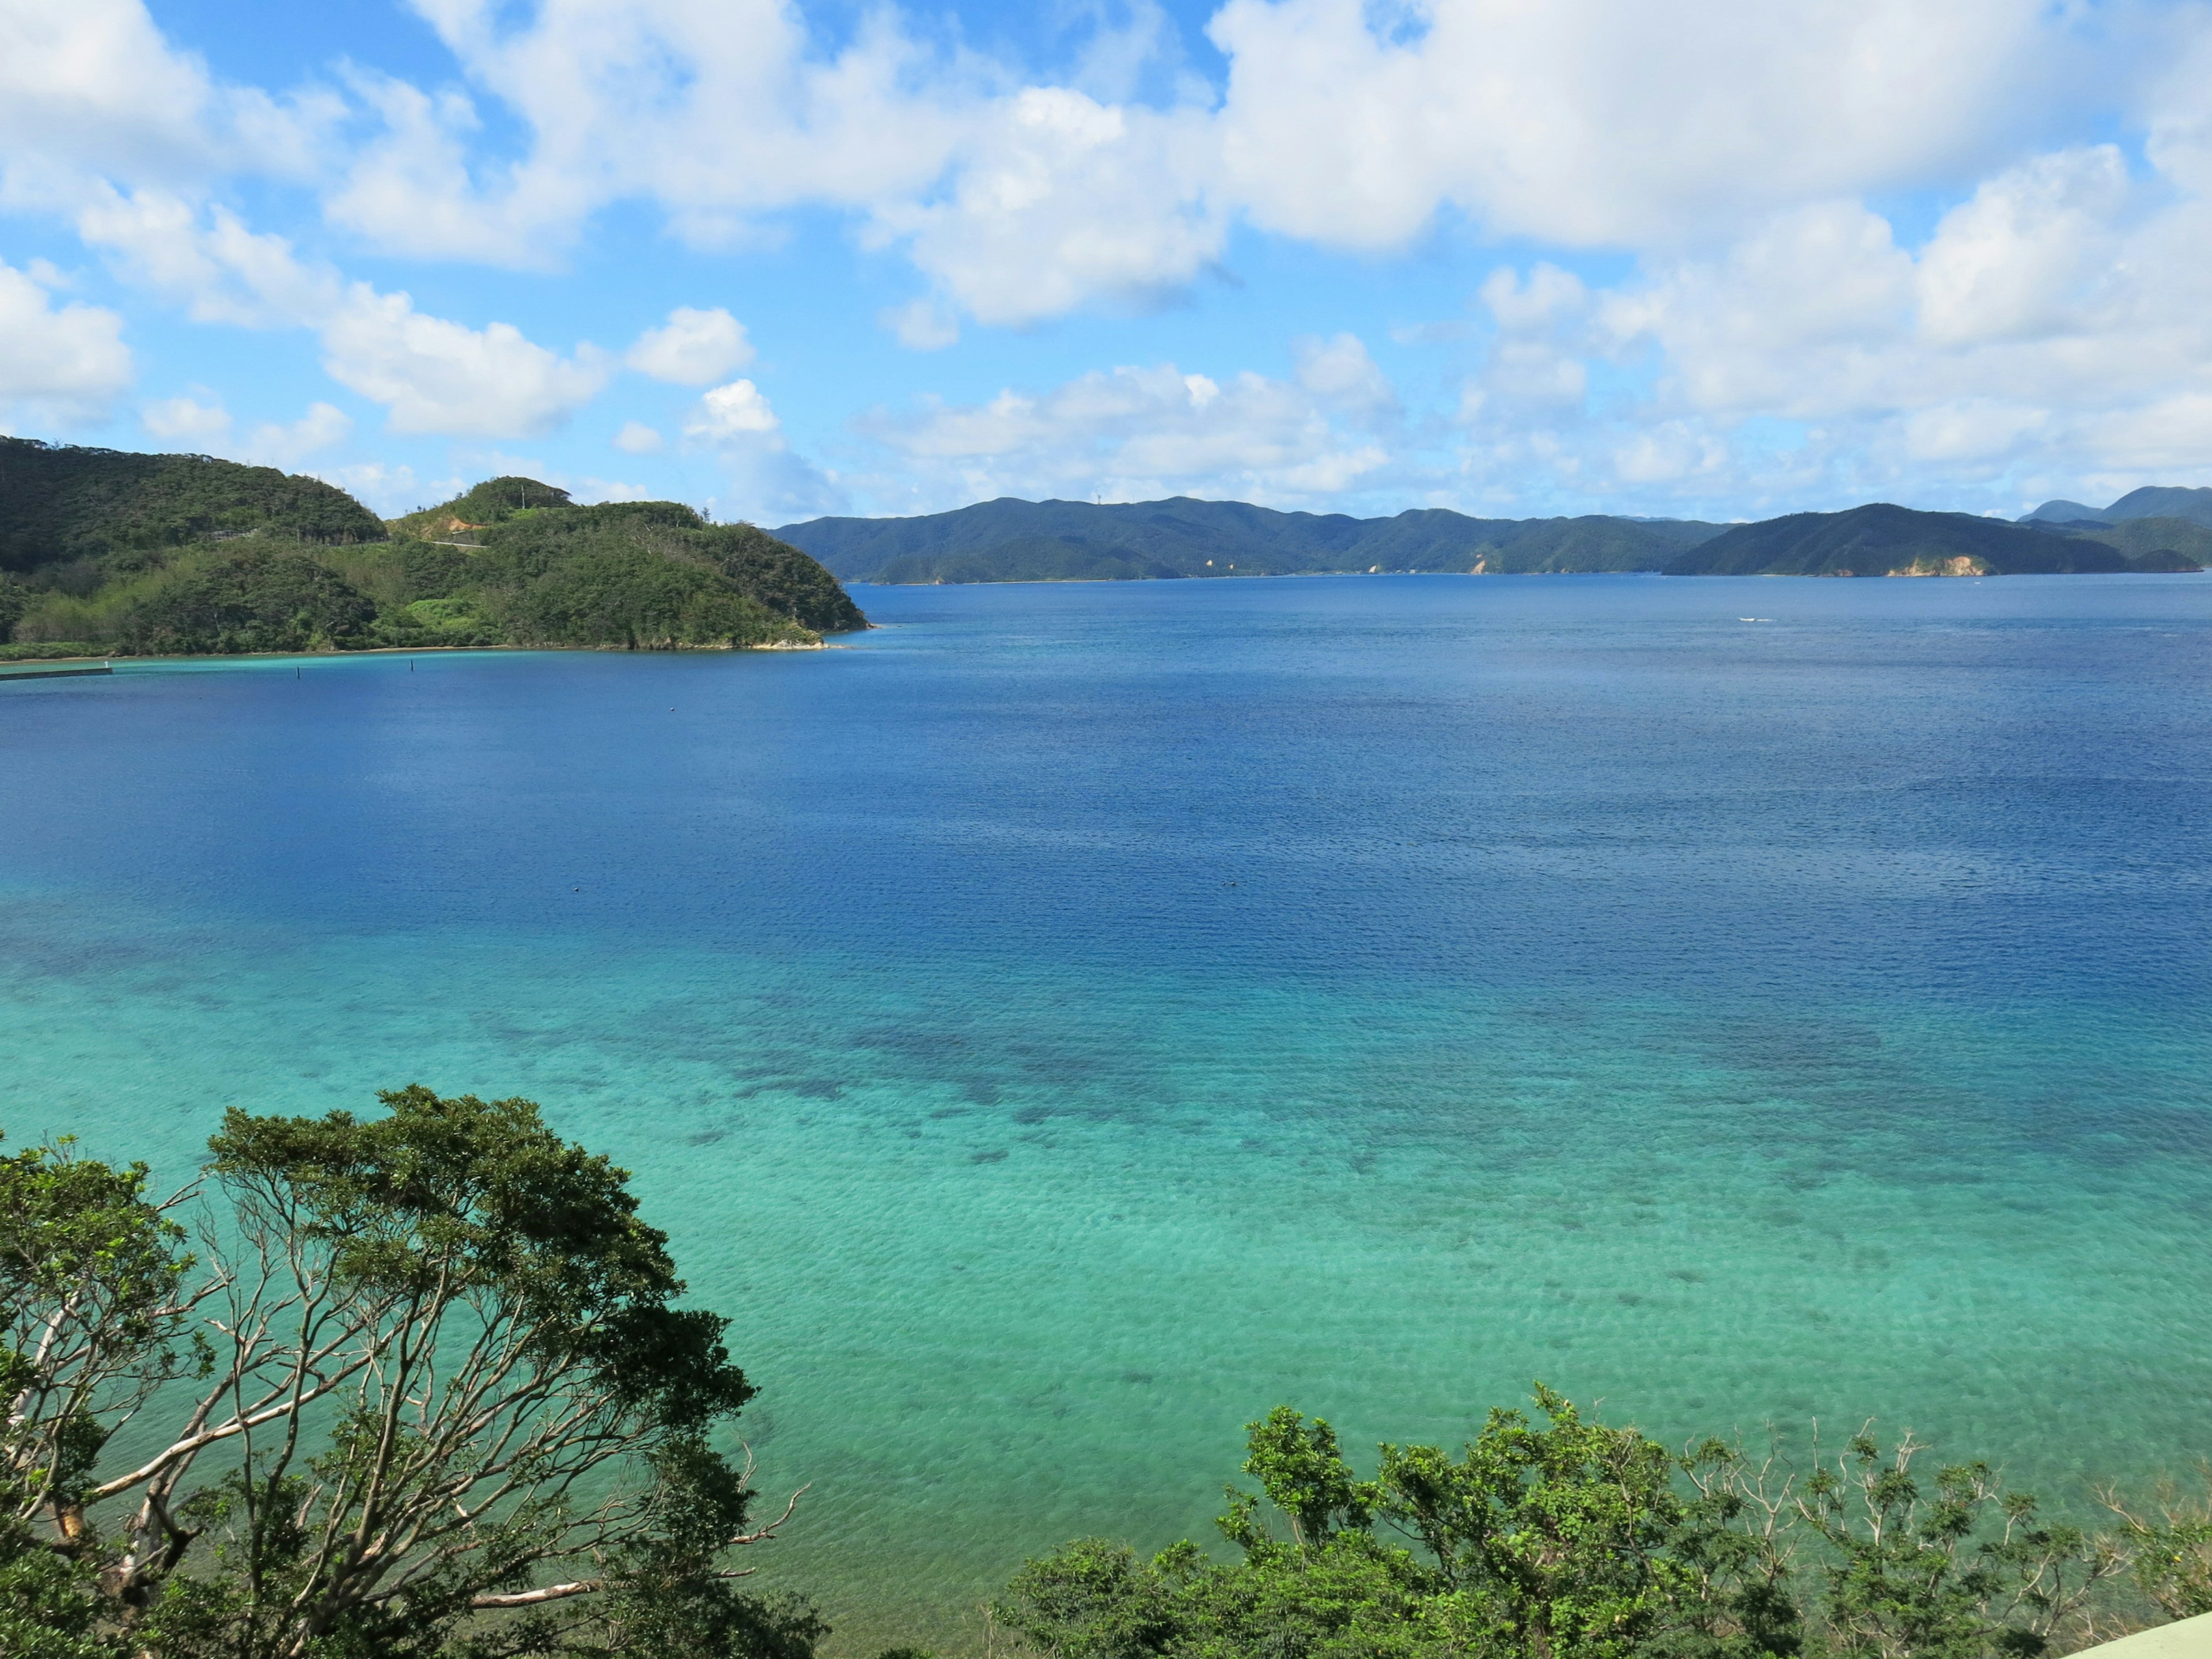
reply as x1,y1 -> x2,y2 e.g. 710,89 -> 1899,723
4,574 -> 2211,1651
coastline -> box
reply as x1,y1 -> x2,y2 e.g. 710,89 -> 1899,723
0,637 -> 855,669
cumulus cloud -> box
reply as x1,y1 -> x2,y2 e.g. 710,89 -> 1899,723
1209,0 -> 2074,252
1438,112 -> 2212,513
10,0 -> 2212,514
241,401 -> 352,468
321,287 -> 612,436
675,378 -> 849,520
613,419 -> 665,454
142,392 -> 230,443
286,0 -> 2127,327
881,297 -> 959,351
316,462 -> 459,517
870,90 -> 1224,325
0,259 -> 132,423
626,306 -> 755,384
0,0 -> 335,202
67,190 -> 617,440
854,349 -> 1397,509
685,378 -> 783,441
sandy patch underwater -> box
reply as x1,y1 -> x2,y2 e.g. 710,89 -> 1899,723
5,574 -> 2210,1651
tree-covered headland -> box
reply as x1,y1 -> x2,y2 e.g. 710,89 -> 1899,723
0,441 -> 866,659
9,1096 -> 2212,1659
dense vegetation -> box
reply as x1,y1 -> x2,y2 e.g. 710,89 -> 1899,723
11,1098 -> 2212,1659
780,495 -> 2208,586
0,445 -> 866,657
2,1090 -> 826,1659
0,438 -> 386,578
1662,505 -> 2205,577
777,498 -> 1725,582
997,1396 -> 2212,1659
2021,487 -> 2212,528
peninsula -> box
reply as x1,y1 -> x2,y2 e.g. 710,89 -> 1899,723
0,439 -> 866,660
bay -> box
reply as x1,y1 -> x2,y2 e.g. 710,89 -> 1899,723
4,572 -> 2210,1653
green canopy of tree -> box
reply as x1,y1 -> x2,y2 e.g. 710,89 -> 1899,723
386,478 -> 578,540
460,501 -> 869,639
115,548 -> 380,655
0,448 -> 868,656
1,1090 -> 821,1659
0,438 -> 385,577
993,1392 -> 2191,1659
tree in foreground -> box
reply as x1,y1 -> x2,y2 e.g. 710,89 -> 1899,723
996,1389 -> 2131,1659
2,1086 -> 816,1658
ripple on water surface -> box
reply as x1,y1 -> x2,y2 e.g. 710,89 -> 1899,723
3,574 -> 2209,1653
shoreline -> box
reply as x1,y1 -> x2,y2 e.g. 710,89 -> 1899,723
0,637 -> 858,670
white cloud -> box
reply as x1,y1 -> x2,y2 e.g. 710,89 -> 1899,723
323,0 -> 966,266
316,462 -> 457,517
0,0 -> 335,199
870,89 -> 1224,325
854,349 -> 1397,509
69,191 -> 616,440
142,393 -> 230,443
625,306 -> 754,385
318,287 -> 610,438
685,378 -> 783,441
1210,0 -> 2071,252
241,401 -> 351,468
1433,103 -> 2212,514
571,477 -> 655,503
881,296 -> 959,351
0,259 -> 132,423
613,419 -> 665,454
1293,332 -> 1395,420
74,187 -> 338,326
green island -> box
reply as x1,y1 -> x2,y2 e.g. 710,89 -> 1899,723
0,440 -> 866,662
773,493 -> 2212,584
9,1093 -> 2210,1659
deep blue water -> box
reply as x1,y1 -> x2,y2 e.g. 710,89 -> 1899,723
5,574 -> 2210,1652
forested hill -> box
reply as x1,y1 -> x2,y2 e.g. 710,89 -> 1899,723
1665,503 -> 2211,577
777,496 -> 1728,582
0,443 -> 865,658
2021,484 -> 2212,528
0,437 -> 385,574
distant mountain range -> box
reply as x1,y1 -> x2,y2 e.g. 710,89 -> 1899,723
779,490 -> 2211,584
778,497 -> 1725,582
2019,486 -> 2212,528
1667,503 -> 2206,577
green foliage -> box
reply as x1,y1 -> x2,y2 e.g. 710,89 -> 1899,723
2062,517 -> 2212,570
1664,505 -> 2201,577
474,503 -> 866,638
373,596 -> 502,649
0,449 -> 866,655
995,1393 -> 2143,1659
1,1134 -> 202,1659
110,548 -> 379,654
784,498 -> 1715,582
387,476 -> 576,539
2108,1475 -> 2212,1623
0,437 -> 384,575
3,1093 -> 816,1659
1800,1434 -> 2122,1659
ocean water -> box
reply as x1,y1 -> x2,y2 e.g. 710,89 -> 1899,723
4,573 -> 2210,1652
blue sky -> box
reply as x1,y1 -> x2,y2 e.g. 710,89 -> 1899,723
2,0 -> 2209,525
